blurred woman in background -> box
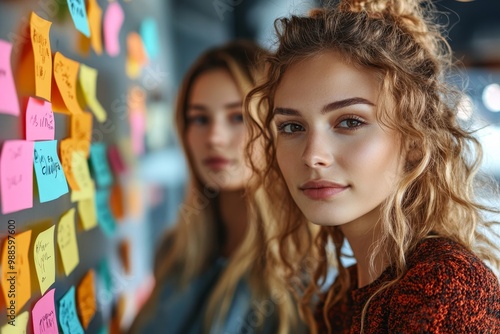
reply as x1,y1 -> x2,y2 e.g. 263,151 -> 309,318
129,40 -> 308,334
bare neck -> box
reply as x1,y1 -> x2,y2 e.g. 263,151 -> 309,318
218,189 -> 248,257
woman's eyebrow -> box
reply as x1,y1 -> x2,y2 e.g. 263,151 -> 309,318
321,97 -> 375,114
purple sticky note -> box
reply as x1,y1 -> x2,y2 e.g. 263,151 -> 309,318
0,140 -> 34,214
32,288 -> 59,334
26,97 -> 55,141
0,39 -> 20,116
104,1 -> 124,57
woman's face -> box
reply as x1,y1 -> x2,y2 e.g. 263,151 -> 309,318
273,52 -> 402,230
186,68 -> 252,191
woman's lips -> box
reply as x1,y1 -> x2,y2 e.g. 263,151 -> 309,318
299,180 -> 349,200
203,157 -> 231,170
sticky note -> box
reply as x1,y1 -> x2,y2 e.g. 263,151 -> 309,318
57,208 -> 79,276
119,240 -> 130,274
104,1 -> 124,57
25,97 -> 55,141
95,188 -> 116,237
125,58 -> 141,79
127,32 -> 147,65
31,288 -> 58,334
52,52 -> 84,114
33,140 -> 69,203
1,310 -> 29,333
110,183 -> 124,220
33,226 -> 56,295
70,112 -> 92,155
58,286 -> 84,334
88,0 -> 103,55
140,18 -> 159,60
1,230 -> 32,315
67,0 -> 90,37
97,259 -> 112,294
70,150 -> 94,203
107,145 -> 126,174
77,270 -> 96,329
0,140 -> 34,214
79,64 -> 107,122
0,40 -> 20,116
31,12 -> 52,101
130,111 -> 145,155
78,197 -> 97,230
60,139 -> 81,191
89,143 -> 113,188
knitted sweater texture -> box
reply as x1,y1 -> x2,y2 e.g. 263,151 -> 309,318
315,237 -> 500,333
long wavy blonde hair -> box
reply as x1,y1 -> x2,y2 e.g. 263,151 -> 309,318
150,40 -> 304,333
245,1 -> 500,333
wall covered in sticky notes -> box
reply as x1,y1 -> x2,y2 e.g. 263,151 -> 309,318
0,0 -> 180,333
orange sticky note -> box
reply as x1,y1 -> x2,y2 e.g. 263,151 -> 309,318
1,229 -> 32,315
31,12 -> 52,101
52,52 -> 84,114
60,139 -> 81,191
77,269 -> 96,329
88,0 -> 103,55
57,208 -> 80,276
110,183 -> 125,221
119,240 -> 130,274
70,111 -> 93,155
127,32 -> 147,65
33,225 -> 56,295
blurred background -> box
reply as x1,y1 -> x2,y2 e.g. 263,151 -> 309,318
0,0 -> 498,332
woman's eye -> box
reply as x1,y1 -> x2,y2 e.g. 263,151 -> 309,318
230,113 -> 244,124
277,122 -> 304,134
336,118 -> 365,129
187,115 -> 209,125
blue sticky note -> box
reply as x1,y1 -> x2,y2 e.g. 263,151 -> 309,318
67,0 -> 90,37
89,143 -> 113,188
95,188 -> 116,237
58,286 -> 84,334
98,258 -> 112,293
34,140 -> 69,202
140,18 -> 159,59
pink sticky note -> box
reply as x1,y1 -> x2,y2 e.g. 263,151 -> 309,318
130,111 -> 145,156
32,288 -> 58,334
0,140 -> 34,214
107,144 -> 126,174
0,40 -> 20,116
104,1 -> 124,57
26,97 -> 55,141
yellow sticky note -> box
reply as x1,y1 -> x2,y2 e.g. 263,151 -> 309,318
79,64 -> 107,122
33,225 -> 56,295
60,139 -> 81,191
1,310 -> 29,333
31,12 -> 52,101
57,208 -> 79,276
71,150 -> 94,202
125,57 -> 141,79
1,229 -> 32,315
52,52 -> 84,114
89,0 -> 103,55
77,270 -> 97,329
70,112 -> 92,155
78,197 -> 98,230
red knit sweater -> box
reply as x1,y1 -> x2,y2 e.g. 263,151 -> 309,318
315,237 -> 500,333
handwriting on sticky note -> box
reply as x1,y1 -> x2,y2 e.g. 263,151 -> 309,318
57,208 -> 80,276
89,143 -> 113,188
34,226 -> 55,295
33,140 -> 69,203
1,310 -> 29,333
71,150 -> 94,203
79,64 -> 107,122
53,52 -> 84,114
71,111 -> 92,143
96,188 -> 116,237
0,40 -> 20,116
26,97 -> 55,141
30,12 -> 52,101
88,0 -> 103,55
59,286 -> 84,334
1,229 -> 32,315
32,288 -> 58,334
67,0 -> 90,37
104,1 -> 124,57
77,270 -> 96,329
60,139 -> 81,191
78,196 -> 97,230
0,141 -> 34,214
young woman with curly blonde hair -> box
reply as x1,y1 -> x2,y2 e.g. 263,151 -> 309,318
245,1 -> 500,333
